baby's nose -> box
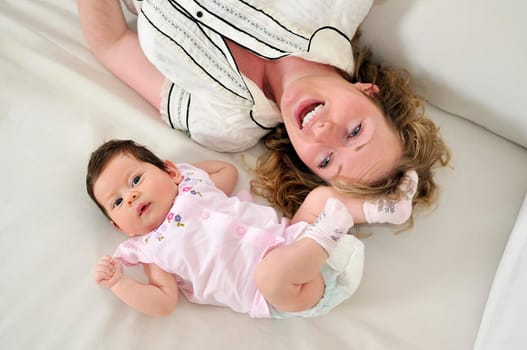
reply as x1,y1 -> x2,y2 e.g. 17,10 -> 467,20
127,191 -> 139,206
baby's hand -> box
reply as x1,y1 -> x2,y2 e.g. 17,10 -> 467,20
363,170 -> 418,225
94,255 -> 124,288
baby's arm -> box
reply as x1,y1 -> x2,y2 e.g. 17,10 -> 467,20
192,160 -> 238,196
77,0 -> 164,109
94,256 -> 179,316
291,186 -> 365,225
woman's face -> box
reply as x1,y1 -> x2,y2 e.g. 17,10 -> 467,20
280,75 -> 403,184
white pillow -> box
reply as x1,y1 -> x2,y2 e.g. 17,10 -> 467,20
361,0 -> 527,148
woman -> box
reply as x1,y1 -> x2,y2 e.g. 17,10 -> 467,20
77,0 -> 450,218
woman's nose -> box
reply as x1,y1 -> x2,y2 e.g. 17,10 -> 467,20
126,191 -> 140,206
313,120 -> 337,141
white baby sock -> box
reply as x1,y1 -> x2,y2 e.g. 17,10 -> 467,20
363,170 -> 418,225
302,198 -> 355,255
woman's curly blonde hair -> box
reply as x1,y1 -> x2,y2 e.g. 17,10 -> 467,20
251,33 -> 451,219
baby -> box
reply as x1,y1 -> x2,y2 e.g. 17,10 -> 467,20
87,139 -> 417,318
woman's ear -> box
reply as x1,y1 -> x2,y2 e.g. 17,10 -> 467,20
164,160 -> 183,184
354,83 -> 380,97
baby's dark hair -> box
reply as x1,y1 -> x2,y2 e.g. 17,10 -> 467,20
86,139 -> 166,219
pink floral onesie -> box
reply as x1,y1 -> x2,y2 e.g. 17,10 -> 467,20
113,163 -> 362,318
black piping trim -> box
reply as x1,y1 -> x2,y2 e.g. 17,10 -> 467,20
186,11 -> 253,103
307,26 -> 353,50
193,0 -> 307,57
235,0 -> 309,40
185,94 -> 192,136
168,0 -> 250,100
166,83 -> 175,129
219,36 -> 254,105
185,94 -> 191,136
249,110 -> 274,130
167,0 -> 193,21
140,8 -> 248,101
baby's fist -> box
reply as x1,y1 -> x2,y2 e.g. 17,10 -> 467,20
94,255 -> 124,288
363,170 -> 418,225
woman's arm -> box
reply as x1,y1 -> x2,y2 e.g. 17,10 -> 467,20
77,0 -> 164,109
95,256 -> 179,316
192,160 -> 238,196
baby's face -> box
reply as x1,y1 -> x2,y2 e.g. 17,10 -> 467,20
93,154 -> 179,236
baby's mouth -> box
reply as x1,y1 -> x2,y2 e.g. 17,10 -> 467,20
137,202 -> 150,216
298,103 -> 324,129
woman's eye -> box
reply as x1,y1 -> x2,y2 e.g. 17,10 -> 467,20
348,123 -> 362,138
318,153 -> 333,168
113,197 -> 123,208
132,175 -> 141,186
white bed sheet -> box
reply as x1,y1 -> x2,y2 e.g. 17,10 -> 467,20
474,193 -> 527,350
2,1 -> 527,350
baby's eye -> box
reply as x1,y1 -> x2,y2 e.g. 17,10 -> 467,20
348,123 -> 362,138
132,175 -> 141,186
113,197 -> 123,208
318,152 -> 333,168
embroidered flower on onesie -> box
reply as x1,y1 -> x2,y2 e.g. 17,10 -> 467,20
144,211 -> 186,244
181,174 -> 203,197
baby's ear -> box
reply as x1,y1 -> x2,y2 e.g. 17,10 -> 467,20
111,220 -> 136,237
164,160 -> 183,184
110,220 -> 121,231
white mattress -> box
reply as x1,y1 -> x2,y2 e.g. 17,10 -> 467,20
474,194 -> 527,350
2,1 -> 527,349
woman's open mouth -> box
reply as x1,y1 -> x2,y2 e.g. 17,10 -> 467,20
296,102 -> 324,129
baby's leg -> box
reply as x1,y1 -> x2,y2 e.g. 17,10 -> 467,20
254,238 -> 327,312
254,198 -> 354,312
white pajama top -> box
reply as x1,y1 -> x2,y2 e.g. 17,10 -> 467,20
121,0 -> 373,151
